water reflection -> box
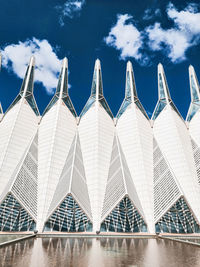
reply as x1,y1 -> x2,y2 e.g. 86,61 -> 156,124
0,235 -> 26,244
1,237 -> 200,267
0,238 -> 34,267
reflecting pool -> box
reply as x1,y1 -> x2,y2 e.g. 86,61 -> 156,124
0,235 -> 27,244
0,237 -> 200,267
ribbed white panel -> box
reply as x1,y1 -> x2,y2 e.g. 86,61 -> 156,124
37,100 -> 77,230
101,136 -> 125,219
78,102 -> 115,231
0,99 -> 38,197
189,111 -> 200,147
117,136 -> 145,218
0,132 -> 38,220
101,134 -> 145,222
116,103 -> 154,232
188,112 -> 200,184
153,138 -> 182,222
187,110 -> 200,185
47,133 -> 92,221
153,105 -> 200,223
0,103 -> 3,121
11,133 -> 38,219
70,134 -> 92,219
191,138 -> 200,184
0,103 -> 20,166
46,137 -> 75,217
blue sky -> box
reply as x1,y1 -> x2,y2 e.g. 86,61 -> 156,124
0,0 -> 200,118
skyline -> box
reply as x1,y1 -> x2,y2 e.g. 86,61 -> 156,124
0,55 -> 198,119
0,0 -> 200,118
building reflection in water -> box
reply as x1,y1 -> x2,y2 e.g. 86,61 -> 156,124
1,237 -> 200,267
0,238 -> 34,266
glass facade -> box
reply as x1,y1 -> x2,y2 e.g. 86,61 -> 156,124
155,197 -> 200,233
100,196 -> 147,232
45,194 -> 93,232
0,193 -> 36,231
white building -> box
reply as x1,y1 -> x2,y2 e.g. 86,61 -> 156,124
0,57 -> 200,234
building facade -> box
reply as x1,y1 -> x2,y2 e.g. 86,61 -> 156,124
0,57 -> 200,234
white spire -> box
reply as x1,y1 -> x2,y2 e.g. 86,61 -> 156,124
92,58 -> 103,101
54,57 -> 68,98
126,61 -> 137,101
62,57 -> 68,69
0,102 -> 3,114
20,56 -> 35,97
0,53 -> 2,71
158,63 -> 171,103
59,57 -> 68,97
29,55 -> 35,66
189,65 -> 200,102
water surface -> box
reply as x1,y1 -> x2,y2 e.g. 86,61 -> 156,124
0,237 -> 200,267
0,235 -> 27,244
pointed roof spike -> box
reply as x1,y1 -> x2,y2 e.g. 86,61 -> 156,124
152,64 -> 182,121
95,58 -> 101,68
0,53 -> 2,71
62,57 -> 68,69
189,65 -> 200,102
157,63 -> 171,101
125,61 -> 137,100
0,102 -> 3,114
189,64 -> 193,70
186,65 -> 200,122
60,57 -> 68,97
116,61 -> 149,120
29,55 -> 35,66
91,59 -> 103,100
3,56 -> 40,117
55,57 -> 69,98
42,58 -> 77,117
80,59 -> 113,119
20,56 -> 35,96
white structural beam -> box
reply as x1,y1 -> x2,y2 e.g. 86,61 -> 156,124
0,131 -> 38,221
0,56 -> 39,198
37,58 -> 77,231
152,63 -> 200,225
78,59 -> 115,232
47,132 -> 92,221
43,132 -> 92,232
101,133 -> 147,232
0,102 -> 3,121
186,65 -> 200,143
116,61 -> 154,233
186,66 -> 200,185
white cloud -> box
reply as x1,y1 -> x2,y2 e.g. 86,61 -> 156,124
56,0 -> 85,26
143,8 -> 161,20
146,3 -> 200,62
104,14 -> 143,61
1,38 -> 62,94
105,3 -> 200,64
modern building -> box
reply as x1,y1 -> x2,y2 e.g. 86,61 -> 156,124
0,57 -> 200,234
